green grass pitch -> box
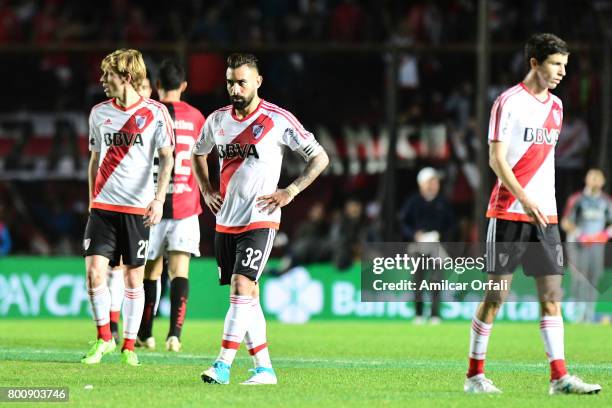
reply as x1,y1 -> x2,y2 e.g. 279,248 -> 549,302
0,319 -> 609,407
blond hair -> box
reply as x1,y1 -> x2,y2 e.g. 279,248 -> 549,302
101,49 -> 146,88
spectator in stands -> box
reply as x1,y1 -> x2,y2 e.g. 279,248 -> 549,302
330,198 -> 364,270
275,201 -> 331,274
399,167 -> 455,324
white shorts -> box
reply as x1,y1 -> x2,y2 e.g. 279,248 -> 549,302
147,214 -> 201,259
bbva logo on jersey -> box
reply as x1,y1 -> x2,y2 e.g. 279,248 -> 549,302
217,143 -> 259,159
523,127 -> 559,145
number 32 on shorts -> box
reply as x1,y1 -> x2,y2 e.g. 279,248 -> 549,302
137,239 -> 150,259
242,247 -> 262,270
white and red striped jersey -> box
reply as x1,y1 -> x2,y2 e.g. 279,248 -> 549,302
193,99 -> 323,233
89,97 -> 174,215
487,83 -> 563,223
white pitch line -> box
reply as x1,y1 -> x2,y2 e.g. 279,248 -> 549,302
1,347 -> 611,370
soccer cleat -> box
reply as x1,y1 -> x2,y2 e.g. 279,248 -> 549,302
413,316 -> 425,325
464,374 -> 502,394
81,338 -> 116,364
201,361 -> 231,384
429,317 -> 442,325
135,336 -> 156,350
120,349 -> 141,366
549,375 -> 601,395
241,367 -> 278,385
166,336 -> 181,352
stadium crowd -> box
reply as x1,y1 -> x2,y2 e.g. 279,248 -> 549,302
0,0 -> 606,264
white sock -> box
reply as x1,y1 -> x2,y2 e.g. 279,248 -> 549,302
244,298 -> 272,368
217,295 -> 253,366
540,315 -> 565,361
154,278 -> 162,315
88,283 -> 111,326
122,286 -> 145,340
107,267 -> 124,313
469,317 -> 492,360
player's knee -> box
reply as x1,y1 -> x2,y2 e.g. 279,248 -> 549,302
123,266 -> 144,288
540,301 -> 561,316
86,265 -> 107,288
144,260 -> 162,280
168,268 -> 189,280
231,274 -> 255,296
481,300 -> 503,314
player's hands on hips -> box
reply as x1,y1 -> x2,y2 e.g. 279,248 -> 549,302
203,190 -> 223,214
257,189 -> 293,214
519,196 -> 548,227
143,199 -> 163,227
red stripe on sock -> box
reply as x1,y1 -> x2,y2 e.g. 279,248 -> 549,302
97,323 -> 112,341
467,358 -> 485,378
109,311 -> 120,323
248,342 -> 268,356
122,338 -> 135,352
221,340 -> 241,350
471,322 -> 491,336
550,359 -> 567,380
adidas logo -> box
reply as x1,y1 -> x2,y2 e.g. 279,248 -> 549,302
218,129 -> 225,136
104,118 -> 112,124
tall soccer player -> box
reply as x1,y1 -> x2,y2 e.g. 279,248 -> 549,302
464,34 -> 601,394
136,59 -> 205,352
192,53 -> 329,384
105,75 -> 156,345
81,49 -> 174,366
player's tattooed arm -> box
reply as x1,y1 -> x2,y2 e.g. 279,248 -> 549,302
192,153 -> 223,214
291,149 -> 330,193
257,149 -> 329,214
144,146 -> 174,227
87,151 -> 100,212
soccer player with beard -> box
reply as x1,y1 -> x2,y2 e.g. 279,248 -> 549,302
81,49 -> 174,366
464,33 -> 601,395
192,53 -> 329,384
136,59 -> 206,352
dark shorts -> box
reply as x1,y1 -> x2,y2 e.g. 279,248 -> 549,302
83,208 -> 150,267
486,218 -> 564,276
214,228 -> 276,285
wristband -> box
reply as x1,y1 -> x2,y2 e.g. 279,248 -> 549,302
153,198 -> 163,204
285,183 -> 300,198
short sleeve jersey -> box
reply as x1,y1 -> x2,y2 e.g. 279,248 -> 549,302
487,83 -> 563,223
89,97 -> 174,215
193,99 -> 323,233
153,101 -> 205,219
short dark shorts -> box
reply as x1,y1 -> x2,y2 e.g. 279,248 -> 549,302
83,208 -> 150,267
214,228 -> 276,285
485,218 -> 564,276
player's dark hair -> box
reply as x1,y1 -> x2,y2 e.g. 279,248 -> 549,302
158,58 -> 185,91
524,33 -> 569,68
227,53 -> 259,72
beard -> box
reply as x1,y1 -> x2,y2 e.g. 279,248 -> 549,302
230,94 -> 253,111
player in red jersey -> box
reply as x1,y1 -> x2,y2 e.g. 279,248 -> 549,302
193,53 -> 329,384
136,59 -> 206,352
81,49 -> 175,366
464,34 -> 601,395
